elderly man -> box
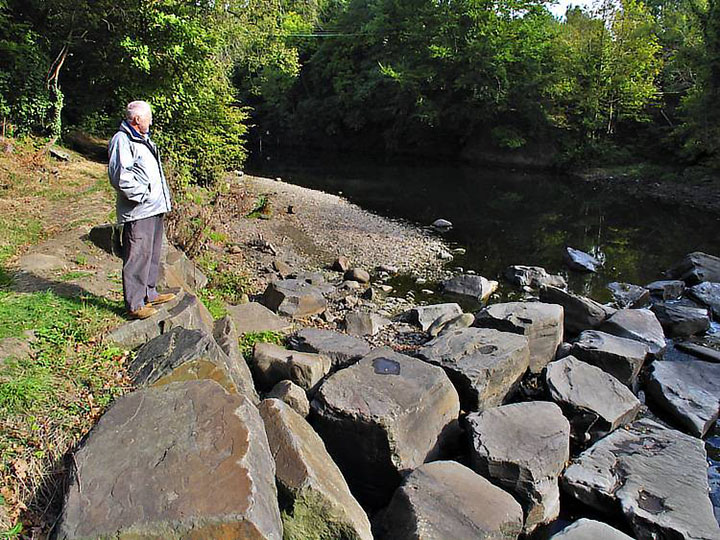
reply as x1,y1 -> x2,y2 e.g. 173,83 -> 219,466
108,100 -> 174,319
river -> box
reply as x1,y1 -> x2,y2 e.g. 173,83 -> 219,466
247,149 -> 720,532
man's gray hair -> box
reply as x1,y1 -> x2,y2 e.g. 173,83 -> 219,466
125,100 -> 152,121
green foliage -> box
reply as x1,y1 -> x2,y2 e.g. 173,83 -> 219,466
238,330 -> 285,359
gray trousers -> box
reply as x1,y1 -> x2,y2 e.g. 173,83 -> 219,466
122,214 -> 164,312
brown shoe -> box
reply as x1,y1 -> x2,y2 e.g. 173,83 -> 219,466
149,292 -> 176,306
129,305 -> 158,320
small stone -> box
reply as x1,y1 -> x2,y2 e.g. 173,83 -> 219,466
378,264 -> 399,275
342,280 -> 361,290
415,277 -> 428,285
379,284 -> 393,293
344,268 -> 370,284
344,311 -> 390,336
406,303 -> 463,332
267,380 -> 310,417
332,256 -> 351,272
504,265 -> 567,289
441,275 -> 498,304
272,259 -> 293,278
564,247 -> 602,272
432,219 -> 453,228
252,342 -> 331,392
262,279 -> 327,319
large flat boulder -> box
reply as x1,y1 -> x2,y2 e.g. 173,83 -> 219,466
549,519 -> 633,540
562,418 -> 719,540
688,282 -> 720,318
474,301 -> 563,373
259,399 -> 372,540
377,461 -> 524,540
570,330 -> 648,388
417,327 -> 529,412
607,282 -> 650,309
228,302 -> 293,335
406,303 -> 463,332
263,279 -> 327,318
441,275 -> 498,304
539,286 -> 613,335
646,360 -> 720,437
311,348 -> 460,508
467,401 -> 570,532
106,289 -> 213,350
129,327 -> 256,401
545,356 -> 641,444
666,251 -> 720,285
651,302 -> 710,338
504,265 -> 566,289
253,342 -> 331,392
600,308 -> 666,356
287,328 -> 371,368
213,315 -> 260,404
54,380 -> 282,540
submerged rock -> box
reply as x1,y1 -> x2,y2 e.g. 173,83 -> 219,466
607,282 -> 650,309
417,327 -> 529,412
504,265 -> 567,289
377,461 -> 524,540
646,360 -> 720,437
311,348 -> 460,509
562,418 -> 719,540
474,301 -> 563,373
54,381 -> 282,540
259,399 -> 372,540
288,328 -> 371,368
564,247 -> 602,273
570,330 -> 648,388
539,285 -> 613,335
600,308 -> 666,356
650,302 -> 710,337
467,401 -> 570,532
545,356 -> 641,444
666,251 -> 720,285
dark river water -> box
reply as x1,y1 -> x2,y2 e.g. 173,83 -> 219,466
247,150 -> 720,533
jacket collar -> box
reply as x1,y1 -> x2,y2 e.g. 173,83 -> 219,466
120,120 -> 151,143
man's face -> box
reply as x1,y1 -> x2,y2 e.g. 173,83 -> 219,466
134,112 -> 152,134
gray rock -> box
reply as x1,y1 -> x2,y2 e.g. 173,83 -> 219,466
571,330 -> 648,387
441,275 -> 498,303
54,381 -> 282,540
651,303 -> 710,337
407,303 -> 463,332
106,290 -> 213,350
344,268 -> 371,284
332,256 -> 351,272
474,302 -> 564,373
539,285 -> 613,335
646,279 -> 686,300
545,356 -> 641,444
562,418 -> 719,540
88,223 -> 123,257
564,247 -> 602,273
675,342 -> 720,363
600,308 -> 666,356
253,342 -> 330,392
549,519 -> 633,540
259,399 -> 372,540
311,348 -> 460,508
429,312 -> 475,337
647,360 -> 720,437
432,218 -> 453,228
263,279 -> 327,318
468,401 -> 570,531
159,242 -> 208,292
504,265 -> 567,289
213,316 -> 260,404
344,311 -> 390,336
272,259 -> 293,278
688,282 -> 720,318
228,302 -> 293,335
288,328 -> 371,368
378,461 -> 524,540
427,311 -> 460,337
417,327 -> 529,412
666,251 -> 720,285
607,282 -> 650,309
129,327 -> 250,396
49,146 -> 70,161
267,380 -> 310,417
556,342 -> 573,359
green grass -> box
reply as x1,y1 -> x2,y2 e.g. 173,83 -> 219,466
246,194 -> 270,219
195,252 -> 249,307
58,270 -> 94,282
0,218 -> 44,267
197,289 -> 228,320
238,331 -> 285,359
